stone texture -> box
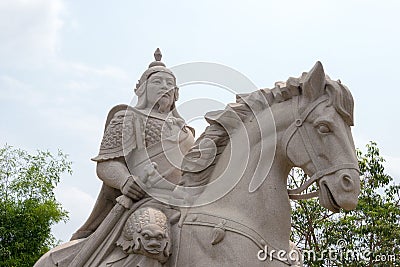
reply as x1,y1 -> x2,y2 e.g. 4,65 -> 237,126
34,51 -> 360,267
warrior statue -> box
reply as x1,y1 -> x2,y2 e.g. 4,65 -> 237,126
71,48 -> 194,241
34,48 -> 195,266
35,50 -> 360,267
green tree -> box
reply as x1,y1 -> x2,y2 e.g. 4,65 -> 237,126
290,142 -> 400,266
0,145 -> 71,267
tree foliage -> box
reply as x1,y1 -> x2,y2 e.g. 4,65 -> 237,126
290,142 -> 400,266
0,145 -> 71,267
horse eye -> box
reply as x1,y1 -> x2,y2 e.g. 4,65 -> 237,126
318,124 -> 331,134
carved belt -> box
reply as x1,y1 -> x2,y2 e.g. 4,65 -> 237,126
183,212 -> 292,266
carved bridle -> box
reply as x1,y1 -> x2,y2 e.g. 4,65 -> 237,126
282,95 -> 359,200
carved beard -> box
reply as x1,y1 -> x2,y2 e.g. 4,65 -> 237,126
156,92 -> 174,113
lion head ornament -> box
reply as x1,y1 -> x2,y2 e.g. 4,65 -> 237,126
116,207 -> 171,264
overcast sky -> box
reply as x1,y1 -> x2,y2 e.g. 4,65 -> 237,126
1,0 -> 399,242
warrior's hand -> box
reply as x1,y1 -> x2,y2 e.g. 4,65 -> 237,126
121,175 -> 145,200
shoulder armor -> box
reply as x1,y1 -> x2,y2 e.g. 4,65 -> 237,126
92,105 -> 137,162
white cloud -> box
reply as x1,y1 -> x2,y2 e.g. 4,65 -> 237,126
383,155 -> 400,184
0,0 -> 64,67
0,75 -> 47,106
52,185 -> 97,242
67,62 -> 130,81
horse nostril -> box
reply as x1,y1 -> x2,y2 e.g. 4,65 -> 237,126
341,174 -> 354,192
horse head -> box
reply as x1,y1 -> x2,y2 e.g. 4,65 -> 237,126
284,61 -> 360,212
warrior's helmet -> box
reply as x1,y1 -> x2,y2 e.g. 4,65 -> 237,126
135,48 -> 179,111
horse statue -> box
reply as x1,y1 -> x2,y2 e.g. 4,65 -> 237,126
34,61 -> 360,266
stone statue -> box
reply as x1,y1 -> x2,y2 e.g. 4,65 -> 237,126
103,207 -> 171,266
70,48 -> 195,241
34,49 -> 194,266
34,51 -> 360,267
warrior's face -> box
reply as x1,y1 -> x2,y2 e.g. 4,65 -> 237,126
146,72 -> 176,113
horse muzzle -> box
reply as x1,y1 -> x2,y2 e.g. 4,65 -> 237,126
318,169 -> 360,212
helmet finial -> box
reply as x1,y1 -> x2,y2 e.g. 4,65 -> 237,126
149,48 -> 165,68
154,48 -> 162,61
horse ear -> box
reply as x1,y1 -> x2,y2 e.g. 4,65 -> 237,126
302,61 -> 326,101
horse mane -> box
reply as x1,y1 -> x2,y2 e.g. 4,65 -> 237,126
179,74 -> 354,188
325,78 -> 354,126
